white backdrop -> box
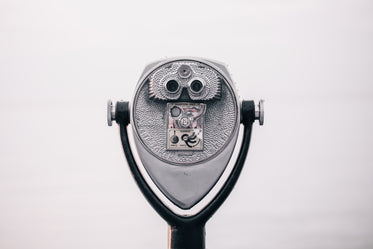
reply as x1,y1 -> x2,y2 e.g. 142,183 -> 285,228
1,0 -> 372,248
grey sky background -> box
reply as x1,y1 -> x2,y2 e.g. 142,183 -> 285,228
1,0 -> 372,248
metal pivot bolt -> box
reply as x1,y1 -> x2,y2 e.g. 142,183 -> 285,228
107,100 -> 130,126
255,99 -> 264,125
107,99 -> 116,126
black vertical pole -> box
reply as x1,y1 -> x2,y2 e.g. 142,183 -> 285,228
168,223 -> 205,249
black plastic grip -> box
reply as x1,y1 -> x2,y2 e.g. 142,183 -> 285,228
115,101 -> 130,125
241,100 -> 256,125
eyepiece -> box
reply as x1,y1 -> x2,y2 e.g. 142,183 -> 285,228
166,80 -> 180,93
190,80 -> 204,93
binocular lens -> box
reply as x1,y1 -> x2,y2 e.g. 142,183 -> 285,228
166,80 -> 179,93
191,80 -> 203,93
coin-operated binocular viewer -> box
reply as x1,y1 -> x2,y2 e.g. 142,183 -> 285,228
107,58 -> 264,249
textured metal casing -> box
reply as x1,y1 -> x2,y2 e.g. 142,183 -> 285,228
130,58 -> 240,212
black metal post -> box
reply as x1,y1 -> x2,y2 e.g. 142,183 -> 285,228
168,223 -> 205,249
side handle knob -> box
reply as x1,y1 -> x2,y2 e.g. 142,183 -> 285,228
255,99 -> 264,126
107,100 -> 116,126
107,100 -> 130,126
